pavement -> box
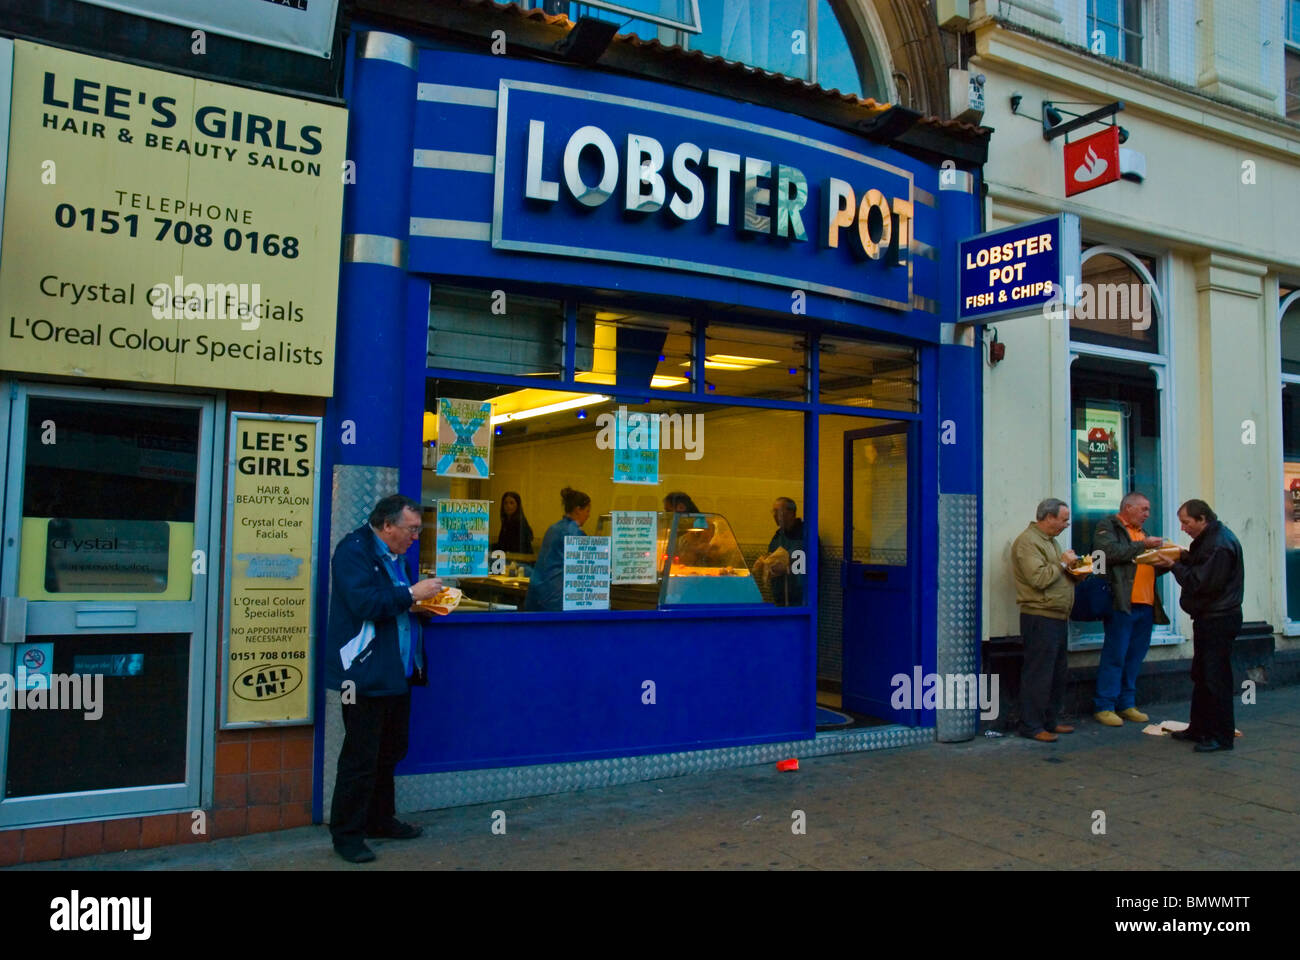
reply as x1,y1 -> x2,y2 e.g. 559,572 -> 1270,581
8,685 -> 1300,871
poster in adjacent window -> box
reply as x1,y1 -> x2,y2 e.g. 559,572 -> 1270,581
1075,404 -> 1124,511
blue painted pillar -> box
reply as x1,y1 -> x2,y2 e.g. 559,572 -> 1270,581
326,31 -> 419,473
935,169 -> 984,742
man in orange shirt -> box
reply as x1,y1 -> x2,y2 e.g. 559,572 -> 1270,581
1093,492 -> 1171,726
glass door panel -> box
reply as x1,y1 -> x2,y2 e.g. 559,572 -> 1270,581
0,385 -> 211,825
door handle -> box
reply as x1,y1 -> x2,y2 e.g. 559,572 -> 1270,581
0,596 -> 27,643
861,570 -> 889,582
75,604 -> 138,629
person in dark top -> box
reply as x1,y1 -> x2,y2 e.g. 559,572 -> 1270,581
492,491 -> 534,554
662,492 -> 700,513
760,497 -> 805,606
524,487 -> 591,611
1152,499 -> 1245,753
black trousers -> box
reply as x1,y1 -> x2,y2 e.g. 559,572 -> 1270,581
1019,613 -> 1069,735
330,691 -> 411,847
1189,611 -> 1240,746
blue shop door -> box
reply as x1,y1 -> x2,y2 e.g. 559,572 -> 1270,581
841,424 -> 920,724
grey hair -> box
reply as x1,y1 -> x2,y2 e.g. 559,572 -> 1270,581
1035,497 -> 1069,521
369,494 -> 421,529
1120,491 -> 1149,510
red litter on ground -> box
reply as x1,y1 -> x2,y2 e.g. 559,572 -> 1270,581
776,758 -> 799,772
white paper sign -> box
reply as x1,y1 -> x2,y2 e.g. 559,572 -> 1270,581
610,511 -> 658,584
563,536 -> 610,611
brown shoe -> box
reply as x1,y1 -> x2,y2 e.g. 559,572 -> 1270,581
1049,724 -> 1075,734
1030,731 -> 1059,742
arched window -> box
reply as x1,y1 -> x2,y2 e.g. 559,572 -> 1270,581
1279,288 -> 1300,625
557,1 -> 890,101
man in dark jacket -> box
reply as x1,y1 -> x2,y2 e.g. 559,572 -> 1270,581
761,497 -> 804,606
325,494 -> 443,862
1153,499 -> 1244,753
1092,492 -> 1170,727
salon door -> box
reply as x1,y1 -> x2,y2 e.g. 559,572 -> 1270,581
0,383 -> 214,828
841,423 -> 920,724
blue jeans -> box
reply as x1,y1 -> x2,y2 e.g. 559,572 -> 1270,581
1094,603 -> 1155,713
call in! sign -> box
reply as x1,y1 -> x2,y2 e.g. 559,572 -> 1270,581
958,214 -> 1079,323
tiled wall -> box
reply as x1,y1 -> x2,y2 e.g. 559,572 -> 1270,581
0,726 -> 314,866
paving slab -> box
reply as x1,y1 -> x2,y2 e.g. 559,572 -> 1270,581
5,685 -> 1298,871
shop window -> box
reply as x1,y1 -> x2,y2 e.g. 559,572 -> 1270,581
1069,359 -> 1163,563
1282,294 -> 1300,375
1287,48 -> 1300,121
421,380 -> 804,611
1088,0 -> 1144,67
575,307 -> 695,392
1070,250 -> 1158,354
19,397 -> 198,600
545,1 -> 887,99
1281,294 -> 1300,620
1284,382 -> 1300,620
1288,0 -> 1300,119
702,323 -> 807,400
428,286 -> 566,379
818,335 -> 918,412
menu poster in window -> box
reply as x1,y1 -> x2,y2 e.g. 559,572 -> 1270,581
563,536 -> 611,610
1286,463 -> 1300,550
1075,406 -> 1123,511
610,511 -> 658,584
611,408 -> 660,485
436,398 -> 493,478
436,499 -> 490,576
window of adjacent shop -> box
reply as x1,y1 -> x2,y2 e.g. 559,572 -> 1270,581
1068,245 -> 1175,649
1288,1 -> 1300,120
1279,287 -> 1300,628
423,284 -> 917,617
1069,251 -> 1158,353
535,1 -> 889,99
1087,0 -> 1144,68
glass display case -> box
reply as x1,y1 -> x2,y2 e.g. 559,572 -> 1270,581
657,512 -> 762,605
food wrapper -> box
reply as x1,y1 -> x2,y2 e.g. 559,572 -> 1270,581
415,586 -> 462,616
1067,557 -> 1093,576
1135,543 -> 1182,565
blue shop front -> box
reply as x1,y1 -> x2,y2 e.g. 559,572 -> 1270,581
316,17 -> 986,809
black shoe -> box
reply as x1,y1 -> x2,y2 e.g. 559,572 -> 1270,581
366,819 -> 423,840
334,842 -> 376,863
1170,729 -> 1203,742
1194,739 -> 1232,753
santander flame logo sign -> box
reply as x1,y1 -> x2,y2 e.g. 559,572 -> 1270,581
1073,145 -> 1108,182
1063,126 -> 1121,197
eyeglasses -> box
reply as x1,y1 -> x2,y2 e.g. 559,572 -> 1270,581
396,523 -> 422,534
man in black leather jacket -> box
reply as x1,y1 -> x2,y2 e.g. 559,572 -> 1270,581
1153,499 -> 1244,752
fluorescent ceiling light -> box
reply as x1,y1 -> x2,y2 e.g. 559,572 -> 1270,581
679,354 -> 780,371
649,375 -> 690,388
491,394 -> 611,425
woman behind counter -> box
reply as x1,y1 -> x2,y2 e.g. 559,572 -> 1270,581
523,486 -> 591,612
491,491 -> 534,554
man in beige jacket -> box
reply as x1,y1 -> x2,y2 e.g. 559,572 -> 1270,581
1012,498 -> 1083,742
